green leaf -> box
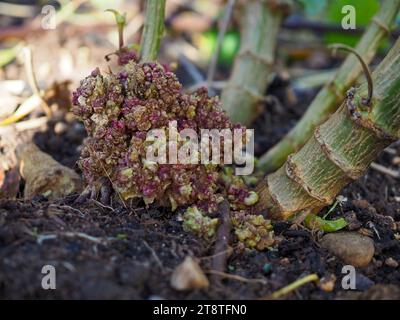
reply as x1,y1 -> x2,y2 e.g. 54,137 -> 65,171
219,31 -> 240,65
199,30 -> 240,66
304,214 -> 347,233
105,8 -> 126,26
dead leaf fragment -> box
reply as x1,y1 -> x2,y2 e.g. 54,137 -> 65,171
170,256 -> 209,291
17,142 -> 82,200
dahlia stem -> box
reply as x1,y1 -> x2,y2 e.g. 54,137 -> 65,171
221,0 -> 291,125
257,0 -> 400,173
256,37 -> 400,221
139,0 -> 166,62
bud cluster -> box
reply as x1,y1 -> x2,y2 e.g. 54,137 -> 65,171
72,51 -> 274,249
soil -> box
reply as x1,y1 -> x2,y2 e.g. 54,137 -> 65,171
1,78 -> 400,300
1,13 -> 400,298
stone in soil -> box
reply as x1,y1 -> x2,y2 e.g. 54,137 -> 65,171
355,273 -> 375,291
385,257 -> 399,268
320,232 -> 375,268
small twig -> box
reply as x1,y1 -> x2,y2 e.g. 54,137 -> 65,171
329,44 -> 373,105
260,274 -> 319,300
22,47 -> 52,116
370,162 -> 400,178
37,234 -> 58,245
206,0 -> 236,87
64,232 -> 105,244
323,198 -> 340,219
50,204 -> 85,217
211,200 -> 231,276
206,270 -> 267,285
366,221 -> 381,240
91,199 -> 114,211
199,248 -> 234,261
143,240 -> 163,268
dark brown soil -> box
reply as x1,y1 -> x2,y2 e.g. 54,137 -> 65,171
1,80 -> 400,300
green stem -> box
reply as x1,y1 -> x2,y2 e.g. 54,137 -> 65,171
139,0 -> 166,62
257,0 -> 400,173
105,9 -> 127,49
221,0 -> 291,125
256,38 -> 400,221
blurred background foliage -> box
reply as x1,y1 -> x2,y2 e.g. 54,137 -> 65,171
0,0 -> 399,87
325,0 -> 380,46
298,0 -> 396,47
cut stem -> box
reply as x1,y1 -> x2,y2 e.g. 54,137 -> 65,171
257,0 -> 400,173
256,37 -> 400,221
139,0 -> 166,62
221,0 -> 291,125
